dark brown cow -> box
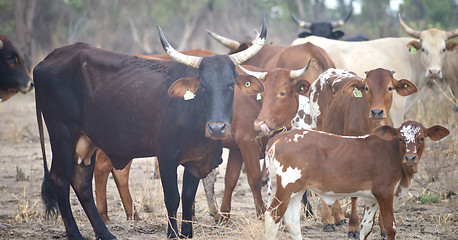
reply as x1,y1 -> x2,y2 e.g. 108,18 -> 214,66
205,34 -> 336,220
0,35 -> 33,102
35,22 -> 266,239
252,68 -> 417,234
264,121 -> 449,240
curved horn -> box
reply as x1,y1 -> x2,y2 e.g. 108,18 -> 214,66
238,65 -> 267,80
331,9 -> 352,28
229,17 -> 267,65
398,13 -> 421,39
291,15 -> 312,29
206,29 -> 241,51
290,59 -> 312,79
157,26 -> 202,69
0,40 -> 3,50
446,28 -> 458,39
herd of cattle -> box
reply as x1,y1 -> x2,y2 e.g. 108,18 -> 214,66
0,13 -> 456,240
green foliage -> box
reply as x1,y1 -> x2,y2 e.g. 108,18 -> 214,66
0,0 -> 13,36
419,193 -> 440,204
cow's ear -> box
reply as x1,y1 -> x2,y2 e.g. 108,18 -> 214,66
168,78 -> 199,98
407,40 -> 421,52
426,125 -> 450,141
294,80 -> 310,96
341,80 -> 365,97
372,125 -> 397,141
331,30 -> 345,39
236,75 -> 264,95
445,40 -> 458,51
394,79 -> 417,96
298,32 -> 312,38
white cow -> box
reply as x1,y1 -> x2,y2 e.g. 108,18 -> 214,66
292,14 -> 458,127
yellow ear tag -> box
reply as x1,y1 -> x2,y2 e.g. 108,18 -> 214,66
353,87 -> 362,98
410,46 -> 416,54
184,89 -> 196,100
256,93 -> 262,100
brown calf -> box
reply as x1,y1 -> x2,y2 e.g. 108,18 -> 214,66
264,121 -> 449,240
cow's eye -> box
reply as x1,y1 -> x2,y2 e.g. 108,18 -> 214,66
441,48 -> 446,53
7,55 -> 18,64
388,86 -> 393,91
422,48 -> 428,54
420,137 -> 425,142
365,86 -> 369,91
280,91 -> 286,96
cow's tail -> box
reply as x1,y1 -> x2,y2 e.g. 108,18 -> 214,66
36,94 -> 58,218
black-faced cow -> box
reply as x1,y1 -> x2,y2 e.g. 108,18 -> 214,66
0,35 -> 33,102
35,23 -> 266,239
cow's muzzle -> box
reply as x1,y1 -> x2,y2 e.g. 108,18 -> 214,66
403,154 -> 418,165
370,109 -> 386,119
205,122 -> 230,139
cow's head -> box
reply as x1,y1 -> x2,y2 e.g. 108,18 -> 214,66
373,121 -> 449,173
158,21 -> 266,140
340,68 -> 417,122
399,14 -> 458,80
0,35 -> 33,102
292,10 -> 352,39
238,61 -> 312,135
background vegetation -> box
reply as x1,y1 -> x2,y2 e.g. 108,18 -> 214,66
1,0 -> 457,69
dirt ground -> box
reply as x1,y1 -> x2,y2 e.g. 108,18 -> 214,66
0,88 -> 456,240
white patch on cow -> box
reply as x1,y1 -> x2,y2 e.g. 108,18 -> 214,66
273,158 -> 302,188
0,98 -> 2,103
293,131 -> 308,142
340,134 -> 370,139
265,211 -> 280,240
310,187 -> 376,205
400,124 -> 421,153
360,203 -> 379,239
283,189 -> 306,240
393,221 -> 397,231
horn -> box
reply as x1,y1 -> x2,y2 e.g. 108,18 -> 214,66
291,15 -> 312,29
331,9 -> 352,28
0,40 -> 3,50
446,28 -> 458,39
398,13 -> 421,39
238,65 -> 267,80
290,59 -> 312,79
390,70 -> 396,75
157,26 -> 202,69
229,17 -> 267,65
206,29 -> 241,51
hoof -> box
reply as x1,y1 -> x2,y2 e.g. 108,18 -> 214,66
381,231 -> 386,239
335,219 -> 347,226
347,231 -> 359,239
323,224 -> 336,232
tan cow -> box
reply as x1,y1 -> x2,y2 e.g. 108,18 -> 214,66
264,121 -> 449,240
292,14 -> 458,127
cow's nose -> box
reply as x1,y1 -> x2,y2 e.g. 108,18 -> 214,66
207,123 -> 227,138
428,69 -> 441,78
371,109 -> 384,118
405,155 -> 416,162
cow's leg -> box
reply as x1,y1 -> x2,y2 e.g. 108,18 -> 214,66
377,197 -> 395,240
220,148 -> 243,221
320,199 -> 335,231
359,201 -> 378,240
202,169 -> 219,221
71,153 -> 115,240
283,190 -> 306,240
378,213 -> 386,238
347,197 -> 360,239
180,167 -> 200,238
301,190 -> 313,217
112,160 -> 140,221
94,150 -> 113,223
157,157 -> 180,238
265,186 -> 292,240
239,142 -> 265,217
331,199 -> 346,226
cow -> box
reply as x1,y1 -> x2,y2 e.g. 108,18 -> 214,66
291,14 -> 458,127
291,10 -> 369,41
0,34 -> 33,102
264,120 -> 449,240
34,21 -> 267,239
441,51 -> 458,110
93,49 -> 218,223
250,68 -> 417,236
206,29 -> 336,220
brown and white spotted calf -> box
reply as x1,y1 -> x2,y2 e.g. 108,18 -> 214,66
264,120 -> 449,240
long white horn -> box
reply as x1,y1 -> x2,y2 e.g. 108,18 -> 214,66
0,40 -> 3,50
398,13 -> 421,39
229,17 -> 267,65
446,28 -> 458,39
331,9 -> 352,28
157,26 -> 202,69
291,15 -> 312,29
238,65 -> 267,80
206,29 -> 241,51
290,59 -> 312,79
